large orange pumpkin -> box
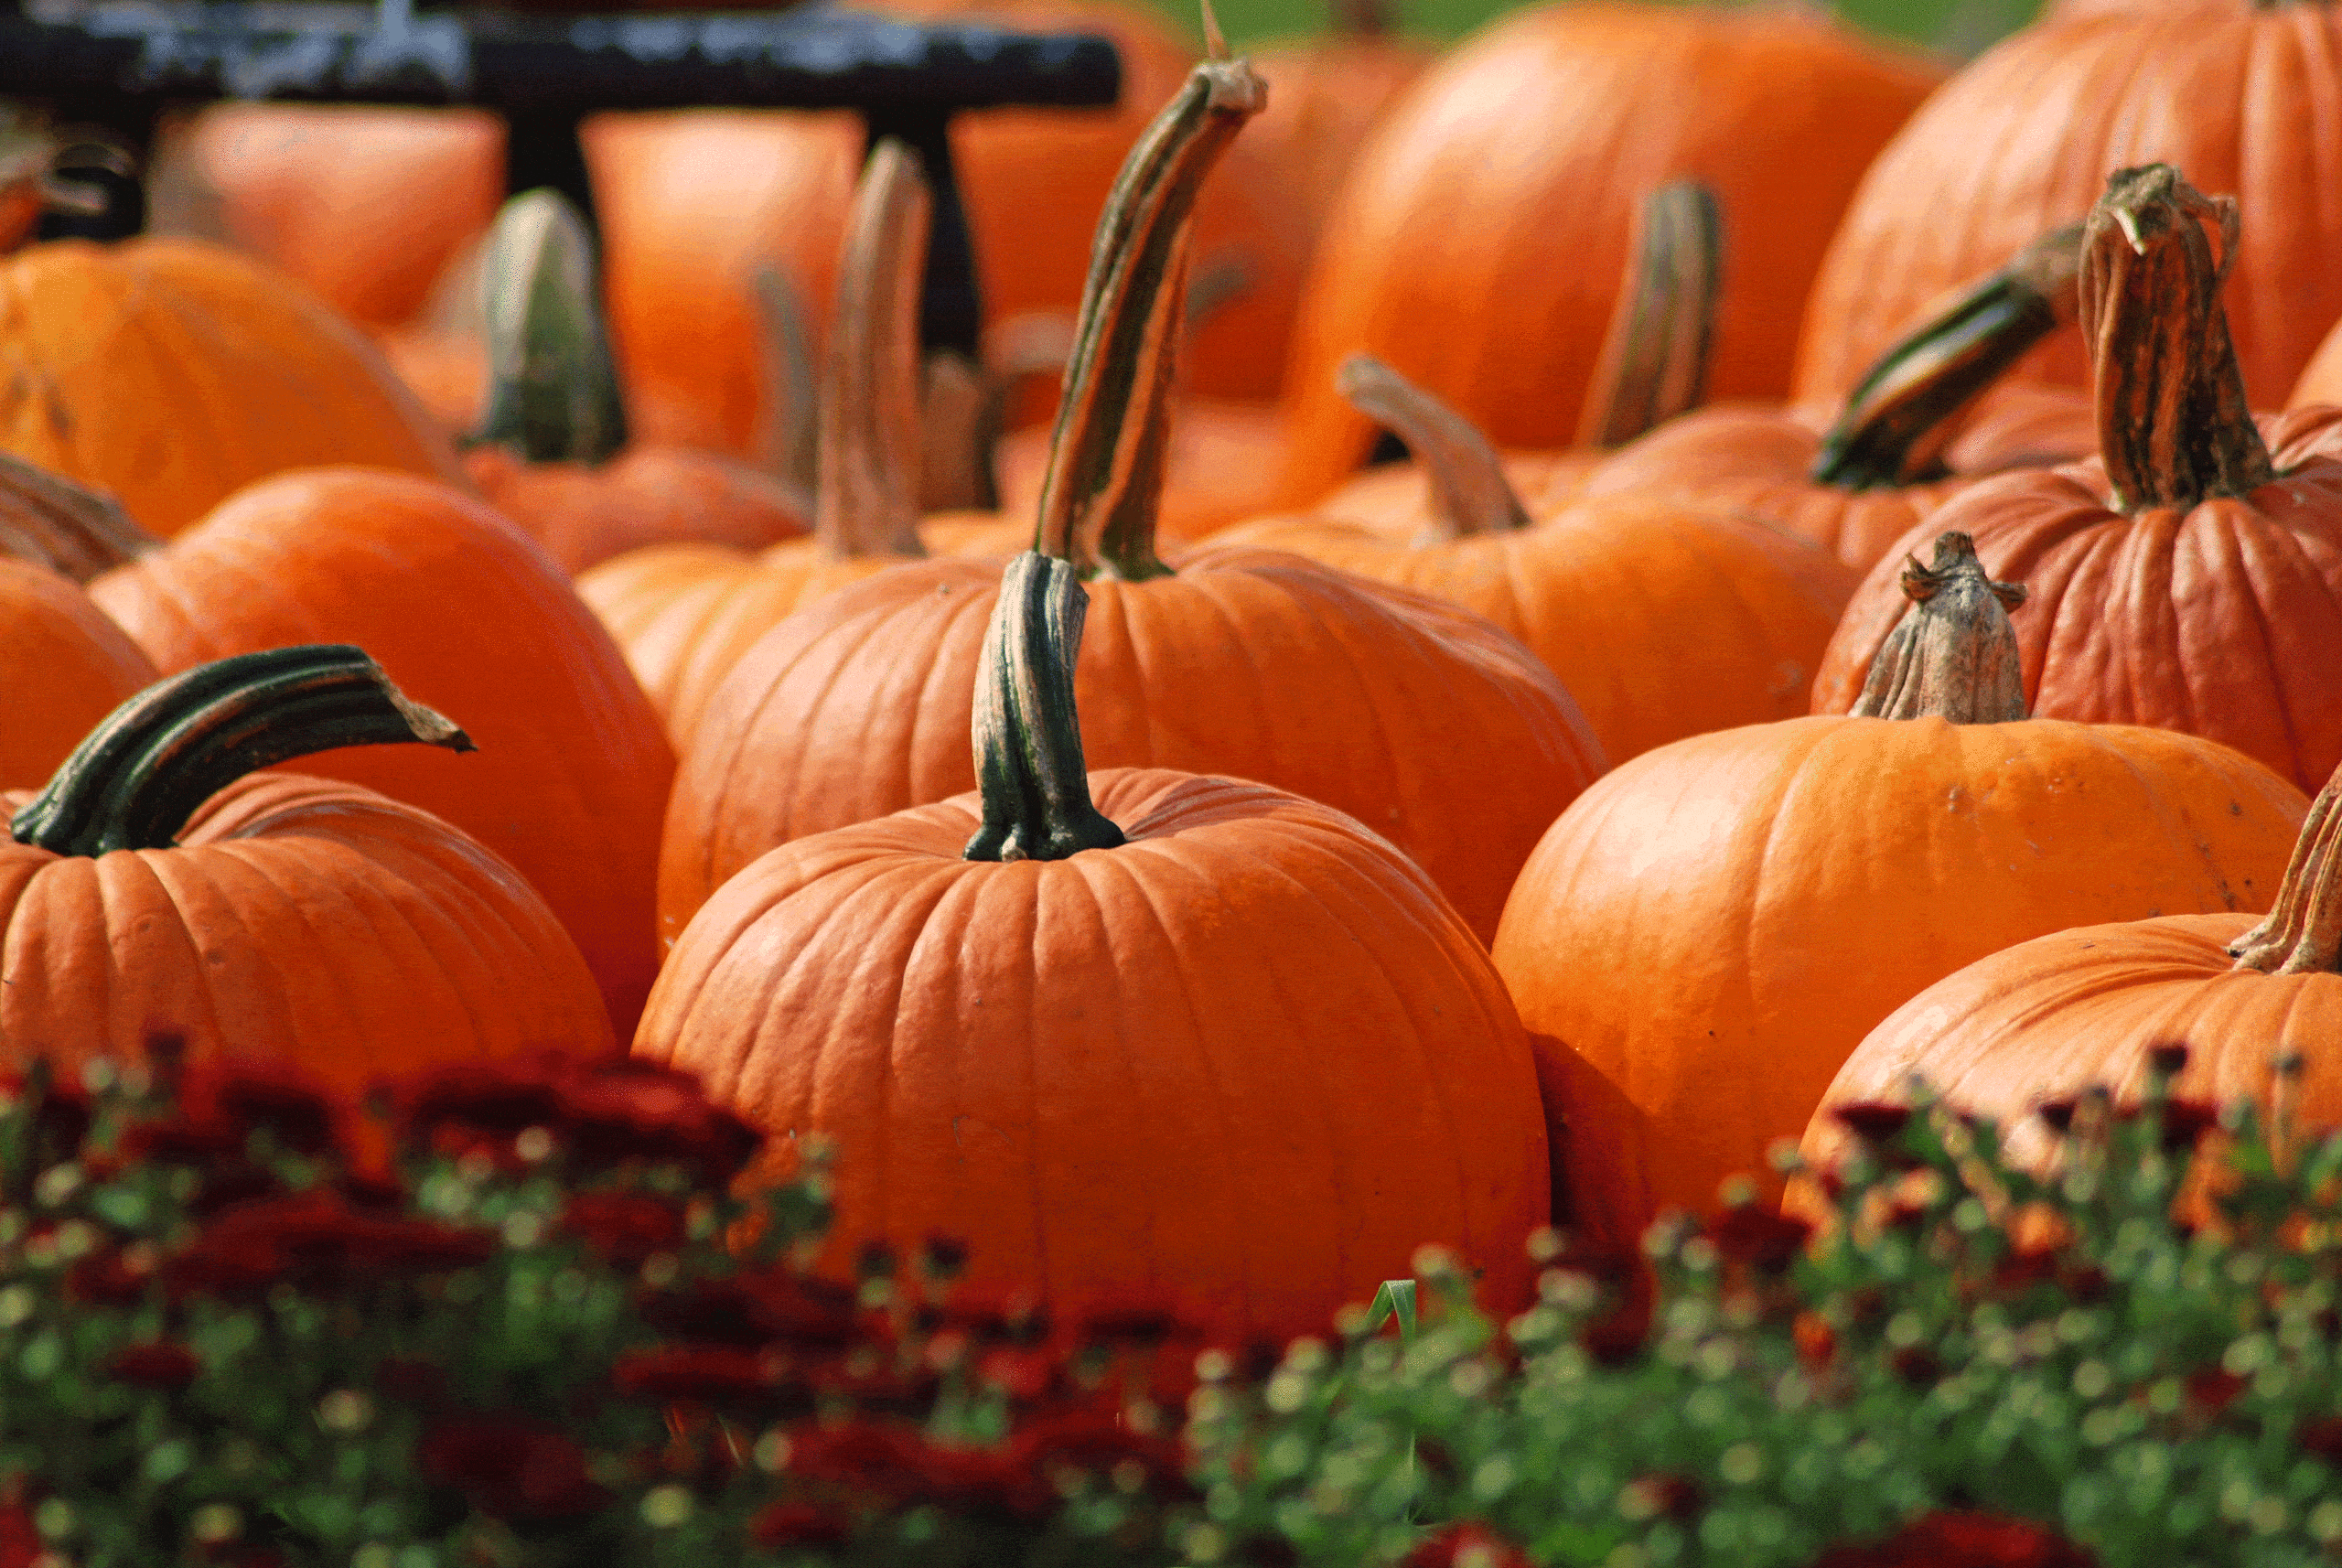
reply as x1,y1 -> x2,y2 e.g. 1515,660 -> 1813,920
0,559 -> 154,791
83,469 -> 674,1036
1,645 -> 614,1092
658,50 -> 1606,948
1792,0 -> 2342,422
638,552 -> 1549,1342
1806,757 -> 2342,1181
1813,167 -> 2342,795
1491,532 -> 2309,1253
0,238 -> 465,537
1273,1 -> 1941,502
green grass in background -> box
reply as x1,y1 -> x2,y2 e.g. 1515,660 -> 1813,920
1155,0 -> 2048,58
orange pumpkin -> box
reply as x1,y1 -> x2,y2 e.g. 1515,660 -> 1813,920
1274,1 -> 1940,502
0,561 -> 154,791
83,469 -> 674,1036
1491,532 -> 2309,1253
1812,167 -> 2342,795
658,49 -> 1605,949
1,645 -> 614,1092
1792,0 -> 2342,424
0,239 -> 465,537
456,190 -> 811,576
638,552 -> 1549,1342
1214,356 -> 1855,767
1806,758 -> 2342,1182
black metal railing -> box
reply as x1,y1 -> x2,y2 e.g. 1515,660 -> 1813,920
0,0 -> 1123,354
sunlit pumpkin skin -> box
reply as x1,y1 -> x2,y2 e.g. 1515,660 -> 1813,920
1274,2 -> 1940,502
1,648 -> 613,1100
639,555 -> 1548,1342
1492,534 -> 2311,1252
1245,28 -> 1434,249
151,105 -> 506,334
1791,2 -> 2342,420
2288,311 -> 2342,411
0,239 -> 466,537
0,559 -> 156,789
86,469 -> 674,1036
1806,758 -> 2342,1179
378,325 -> 489,438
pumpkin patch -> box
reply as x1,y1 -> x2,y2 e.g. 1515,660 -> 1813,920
17,0 -> 2342,1544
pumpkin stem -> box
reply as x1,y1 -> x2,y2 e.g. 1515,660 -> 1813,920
0,112 -> 126,254
0,456 -> 159,582
472,188 -> 630,466
1850,532 -> 2028,724
2229,767 -> 2342,976
1337,354 -> 1531,538
964,553 -> 1125,863
1033,55 -> 1267,579
2080,164 -> 2274,511
1812,220 -> 2084,490
10,646 -> 473,859
1575,180 -> 1724,450
750,263 -> 821,497
816,139 -> 932,562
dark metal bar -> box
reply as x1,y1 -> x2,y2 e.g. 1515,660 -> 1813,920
0,1 -> 1122,113
862,107 -> 979,362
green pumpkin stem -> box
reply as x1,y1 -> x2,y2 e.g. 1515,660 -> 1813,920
1338,354 -> 1531,538
11,646 -> 473,858
2080,165 -> 2274,511
0,455 -> 158,581
1812,220 -> 2083,490
1850,532 -> 2028,724
1032,55 -> 1267,579
473,188 -> 629,465
965,553 -> 1125,863
2228,769 -> 2342,975
1575,180 -> 1724,451
816,139 -> 931,562
751,263 -> 821,497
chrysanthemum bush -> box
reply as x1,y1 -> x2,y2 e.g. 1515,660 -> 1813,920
5,1041 -> 2342,1568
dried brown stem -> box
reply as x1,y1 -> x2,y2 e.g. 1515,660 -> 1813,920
1576,180 -> 1723,450
1851,532 -> 2028,724
2229,768 -> 2342,975
0,456 -> 159,581
1337,354 -> 1530,538
815,139 -> 930,562
2079,165 -> 2273,511
1032,55 -> 1266,579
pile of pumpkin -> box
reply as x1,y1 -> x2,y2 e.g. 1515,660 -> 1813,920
3,0 -> 2340,1355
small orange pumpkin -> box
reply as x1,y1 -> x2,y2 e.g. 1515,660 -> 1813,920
1,645 -> 613,1092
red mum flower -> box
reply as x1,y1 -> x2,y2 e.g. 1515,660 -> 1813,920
110,1340 -> 200,1390
1831,1102 -> 1914,1147
1402,1521 -> 1536,1567
563,1192 -> 685,1267
416,1413 -> 608,1521
0,1500 -> 38,1568
68,1248 -> 153,1307
383,1052 -> 572,1144
371,1357 -> 449,1409
786,1420 -> 1035,1512
167,1192 -> 493,1300
2186,1367 -> 2246,1415
2154,1099 -> 2221,1155
639,1269 -> 862,1349
2295,1414 -> 2342,1466
975,1346 -> 1061,1402
553,1059 -> 762,1186
612,1346 -> 774,1404
1710,1206 -> 1811,1273
747,1502 -> 851,1550
1810,1510 -> 2096,1567
1080,1290 -> 1186,1348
